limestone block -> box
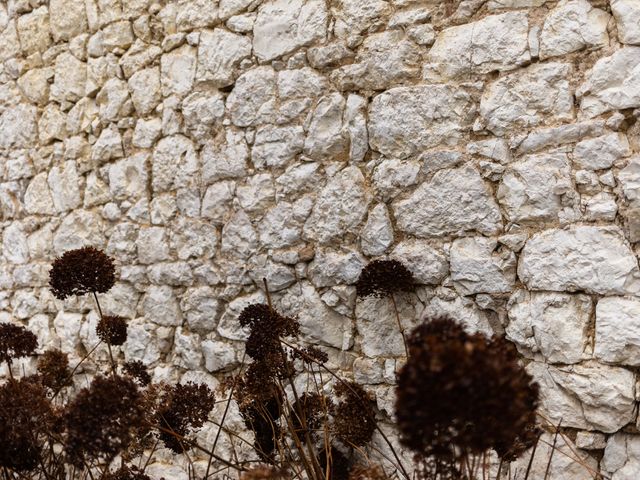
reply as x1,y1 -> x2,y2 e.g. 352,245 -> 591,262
602,434 -> 640,480
160,45 -> 197,97
369,85 -> 474,158
612,0 -> 640,45
227,66 -> 277,127
202,130 -> 248,182
253,0 -> 328,62
128,67 -> 161,116
450,237 -> 516,295
53,210 -> 105,255
196,28 -> 252,87
393,165 -> 503,237
136,227 -> 171,264
506,290 -> 593,364
518,226 -> 640,294
50,0 -> 87,41
252,125 -> 304,169
425,12 -> 530,80
152,135 -> 199,192
574,133 -> 631,170
595,297 -> 640,366
390,240 -> 448,285
540,0 -> 610,59
360,204 -> 394,257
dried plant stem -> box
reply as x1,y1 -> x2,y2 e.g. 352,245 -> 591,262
51,340 -> 103,400
390,295 -> 409,358
92,292 -> 116,376
543,420 -> 561,480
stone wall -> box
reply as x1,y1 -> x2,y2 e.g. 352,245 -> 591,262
1,0 -> 640,477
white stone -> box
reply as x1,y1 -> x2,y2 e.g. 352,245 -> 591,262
202,339 -> 237,372
450,237 -> 516,295
528,361 -> 636,432
584,193 -> 618,222
123,318 -> 162,365
128,67 -> 161,116
182,90 -> 225,139
196,28 -> 252,87
595,297 -> 640,366
372,159 -> 420,200
578,48 -> 640,118
227,66 -> 277,127
303,93 -> 348,160
0,104 -> 37,149
53,311 -> 83,355
258,196 -> 313,249
201,181 -> 236,224
612,0 -> 640,45
38,104 -> 67,145
540,0 -> 610,59
619,157 -> 640,205
253,0 -> 328,62
176,0 -> 219,30
48,161 -> 82,213
18,68 -> 51,106
425,12 -> 530,80
109,153 -> 149,201
16,7 -> 51,56
133,118 -> 162,148
369,86 -> 474,158
160,45 -> 197,97
147,262 -> 193,286
360,204 -> 394,257
152,135 -> 199,193
518,226 -> 640,295
480,62 -> 573,135
331,0 -> 390,38
136,227 -> 170,264
169,217 -> 218,260
142,285 -> 182,327
180,287 -> 220,333
506,290 -> 593,364
575,431 -> 606,450
303,166 -> 370,244
202,130 -> 248,182
391,240 -> 449,285
247,256 -> 296,292
51,53 -> 86,103
91,127 -> 124,164
252,125 -> 305,169
24,173 -> 55,215
308,247 -> 366,288
172,327 -> 202,370
602,434 -> 640,480
278,282 -> 351,349
498,152 -> 574,224
394,165 -> 503,237
50,0 -> 87,41
220,210 -> 258,259
574,133 -> 631,170
423,295 -> 494,337
2,222 -> 29,264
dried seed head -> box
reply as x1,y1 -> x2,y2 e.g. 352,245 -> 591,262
355,259 -> 415,298
291,392 -> 326,440
333,382 -> 376,447
103,465 -> 152,480
37,349 -> 72,392
49,247 -> 116,300
123,360 -> 151,386
96,315 -> 128,346
0,322 -> 38,366
395,316 -> 539,462
64,375 -> 147,465
294,346 -> 328,365
0,378 -> 54,471
155,382 -> 215,453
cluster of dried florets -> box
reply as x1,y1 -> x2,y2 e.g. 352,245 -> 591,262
395,316 -> 540,477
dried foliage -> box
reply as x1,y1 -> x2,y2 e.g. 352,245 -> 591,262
0,322 -> 38,366
349,464 -> 389,480
103,465 -> 152,480
355,260 -> 415,298
155,382 -> 216,453
64,375 -> 147,465
333,382 -> 377,448
49,246 -> 116,300
0,378 -> 54,471
96,315 -> 128,346
122,360 -> 151,386
395,317 -> 539,464
37,349 -> 72,392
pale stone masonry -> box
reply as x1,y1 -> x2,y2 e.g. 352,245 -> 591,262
1,0 -> 640,477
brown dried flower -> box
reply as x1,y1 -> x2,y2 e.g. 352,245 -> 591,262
355,260 -> 415,298
395,316 -> 539,462
240,304 -> 300,359
333,382 -> 376,447
0,322 -> 38,366
236,381 -> 282,463
0,378 -> 54,471
123,360 -> 151,386
155,382 -> 215,453
96,315 -> 128,346
291,392 -> 326,440
49,246 -> 116,300
103,465 -> 152,480
294,345 -> 328,365
37,349 -> 72,392
65,375 -> 147,465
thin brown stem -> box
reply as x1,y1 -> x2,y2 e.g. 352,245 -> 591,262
92,292 -> 116,376
390,294 -> 409,358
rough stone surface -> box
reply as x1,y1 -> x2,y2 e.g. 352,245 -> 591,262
1,1 -> 639,475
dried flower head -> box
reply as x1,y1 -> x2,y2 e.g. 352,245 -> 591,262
65,375 -> 147,465
294,346 -> 328,365
0,322 -> 38,366
96,315 -> 128,346
333,382 -> 376,447
236,381 -> 282,463
291,392 -> 326,440
123,360 -> 151,386
103,465 -> 152,480
155,382 -> 215,453
240,304 -> 300,358
319,446 -> 351,480
0,378 -> 54,471
349,465 -> 389,480
37,349 -> 72,392
395,316 -> 539,462
49,247 -> 116,300
355,260 -> 415,298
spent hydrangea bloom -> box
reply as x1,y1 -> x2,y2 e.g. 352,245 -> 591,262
395,316 -> 539,462
49,247 -> 116,300
355,260 -> 415,298
96,315 -> 128,346
0,322 -> 38,366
